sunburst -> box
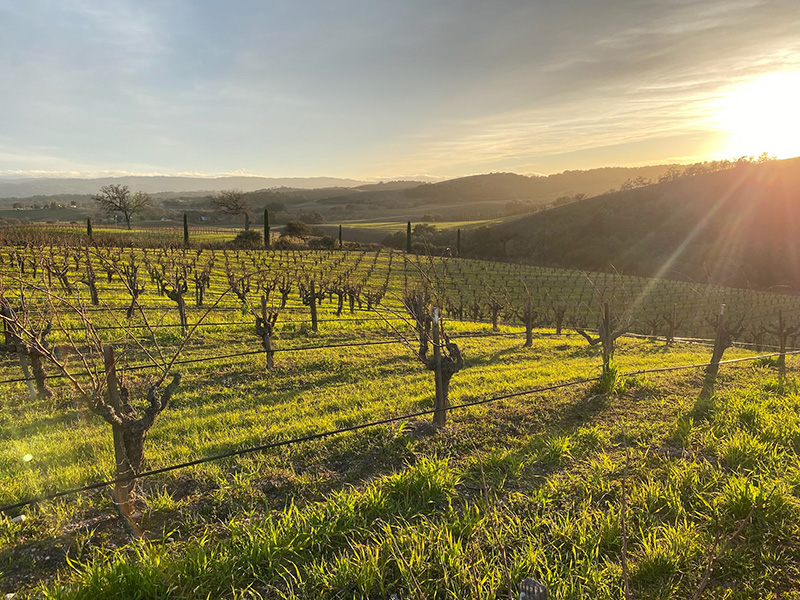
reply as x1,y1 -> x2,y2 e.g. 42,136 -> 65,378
716,71 -> 800,159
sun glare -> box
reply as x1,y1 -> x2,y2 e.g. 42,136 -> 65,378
717,71 -> 800,159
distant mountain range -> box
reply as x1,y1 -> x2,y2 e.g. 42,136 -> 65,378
0,176 -> 377,198
0,166 -> 677,200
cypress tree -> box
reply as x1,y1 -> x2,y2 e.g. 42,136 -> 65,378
406,221 -> 412,253
338,224 -> 343,248
456,228 -> 461,257
87,218 -> 93,240
264,208 -> 270,247
183,213 -> 189,245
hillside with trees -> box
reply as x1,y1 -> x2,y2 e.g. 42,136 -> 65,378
464,156 -> 800,289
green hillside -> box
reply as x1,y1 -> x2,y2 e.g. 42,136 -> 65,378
474,157 -> 800,290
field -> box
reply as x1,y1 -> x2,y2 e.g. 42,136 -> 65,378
1,238 -> 800,599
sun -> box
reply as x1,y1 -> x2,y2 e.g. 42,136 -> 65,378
716,71 -> 800,159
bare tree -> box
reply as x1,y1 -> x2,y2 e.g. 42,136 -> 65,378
211,189 -> 250,230
93,185 -> 151,230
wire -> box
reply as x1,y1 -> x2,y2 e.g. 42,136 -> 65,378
0,330 -> 528,384
1,347 -> 796,515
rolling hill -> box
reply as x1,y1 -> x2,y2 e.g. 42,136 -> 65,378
480,157 -> 800,290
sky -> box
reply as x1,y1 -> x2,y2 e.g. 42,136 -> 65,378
1,0 -> 799,180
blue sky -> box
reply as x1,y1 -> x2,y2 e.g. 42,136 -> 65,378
1,0 -> 798,179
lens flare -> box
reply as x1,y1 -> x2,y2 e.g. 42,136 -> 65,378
716,71 -> 800,159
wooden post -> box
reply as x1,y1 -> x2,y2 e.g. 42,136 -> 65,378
261,295 -> 274,371
778,310 -> 787,379
432,307 -> 446,427
264,209 -> 270,248
103,345 -> 135,519
183,213 -> 189,245
309,280 -> 318,333
601,301 -> 612,373
18,353 -> 37,399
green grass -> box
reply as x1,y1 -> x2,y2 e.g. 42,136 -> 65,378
1,243 -> 800,598
5,360 -> 795,599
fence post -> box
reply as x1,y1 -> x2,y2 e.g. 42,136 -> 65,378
432,307 -> 446,427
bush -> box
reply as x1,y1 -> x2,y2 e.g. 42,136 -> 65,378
309,235 -> 336,249
229,230 -> 262,248
284,221 -> 312,238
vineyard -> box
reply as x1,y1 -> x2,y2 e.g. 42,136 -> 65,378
1,233 -> 800,599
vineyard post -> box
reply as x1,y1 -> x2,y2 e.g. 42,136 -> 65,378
406,221 -> 412,254
416,291 -> 426,356
524,294 -> 534,348
777,310 -> 787,378
260,295 -> 275,371
601,302 -> 613,373
432,307 -> 446,427
310,280 -> 319,333
18,353 -> 36,399
103,345 -> 136,519
264,209 -> 270,248
183,213 -> 189,245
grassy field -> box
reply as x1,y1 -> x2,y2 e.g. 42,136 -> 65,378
1,243 -> 799,598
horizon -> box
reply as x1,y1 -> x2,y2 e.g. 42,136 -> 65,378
4,154 -> 798,186
2,1 -> 799,180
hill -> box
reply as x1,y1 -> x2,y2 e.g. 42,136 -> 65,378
0,176 -> 372,198
476,157 -> 800,290
405,165 -> 677,204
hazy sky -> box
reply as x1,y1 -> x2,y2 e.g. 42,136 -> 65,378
1,0 -> 799,179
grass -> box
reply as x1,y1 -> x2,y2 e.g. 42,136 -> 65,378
3,342 -> 799,598
1,244 -> 800,598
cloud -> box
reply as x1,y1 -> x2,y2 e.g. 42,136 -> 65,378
1,0 -> 799,177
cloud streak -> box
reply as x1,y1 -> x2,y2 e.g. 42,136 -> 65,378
1,0 -> 798,178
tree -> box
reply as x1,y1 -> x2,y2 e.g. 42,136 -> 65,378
211,189 -> 250,230
93,184 -> 151,230
283,220 -> 311,238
